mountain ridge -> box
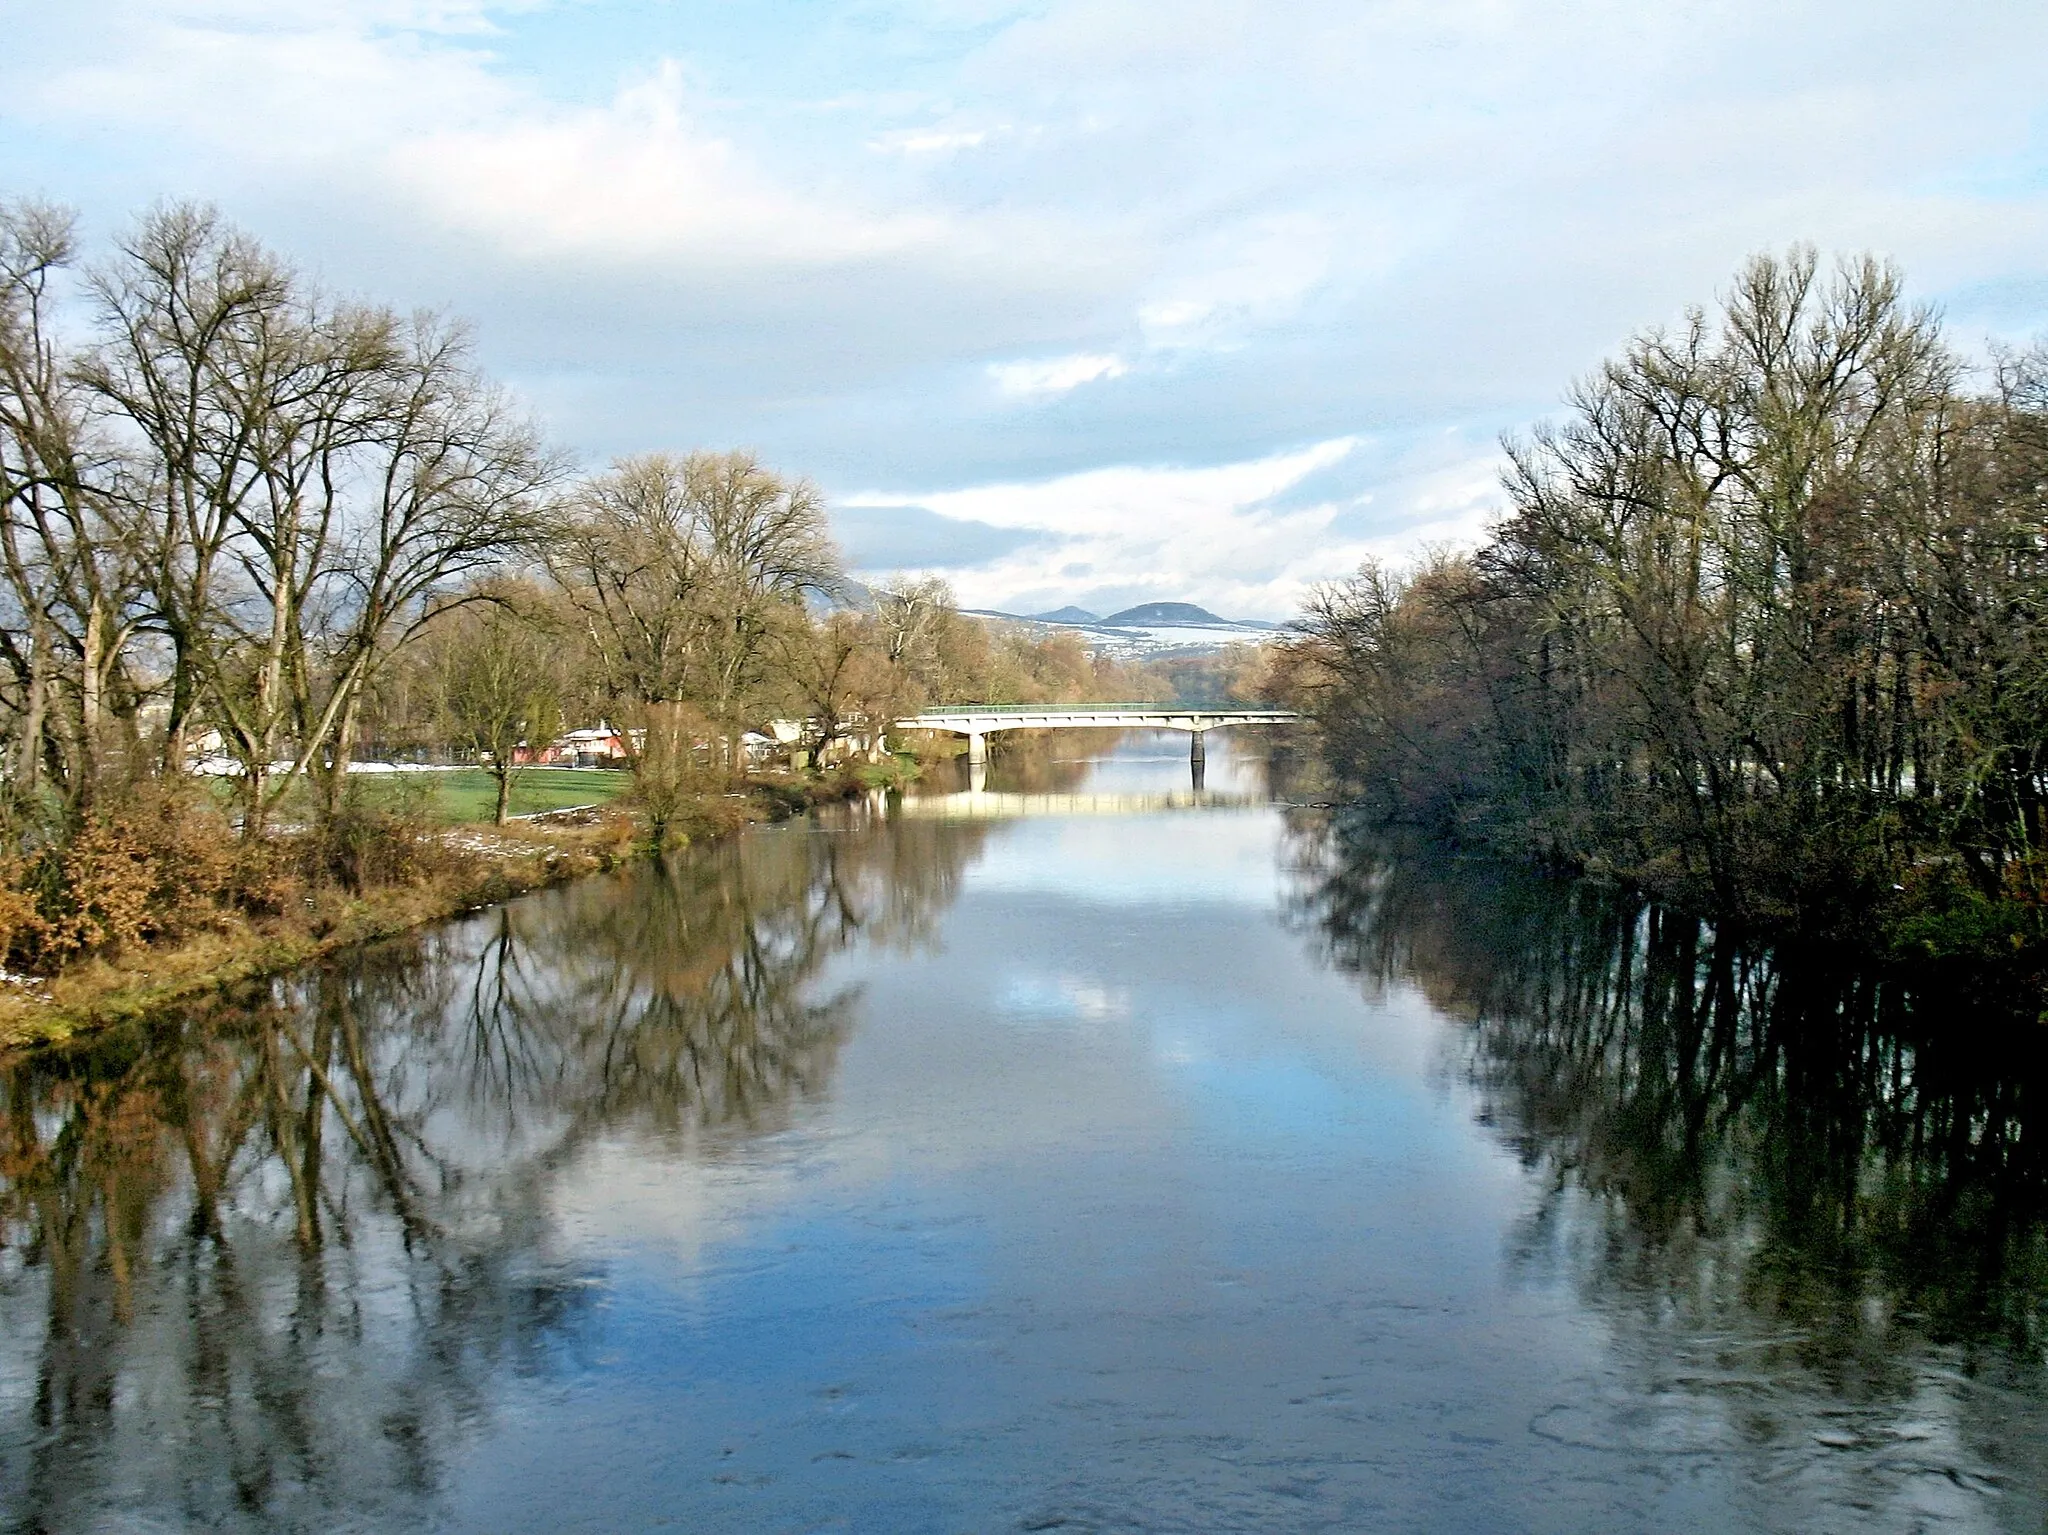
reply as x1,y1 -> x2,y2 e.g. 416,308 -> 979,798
1100,601 -> 1231,627
955,598 -> 1280,659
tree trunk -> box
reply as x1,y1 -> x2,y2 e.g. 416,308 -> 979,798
494,765 -> 512,826
76,599 -> 104,798
241,761 -> 270,839
161,641 -> 195,778
16,608 -> 48,797
322,691 -> 361,823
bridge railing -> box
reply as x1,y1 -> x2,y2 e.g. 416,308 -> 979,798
904,703 -> 1293,715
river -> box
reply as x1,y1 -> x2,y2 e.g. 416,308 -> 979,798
2,733 -> 2043,1532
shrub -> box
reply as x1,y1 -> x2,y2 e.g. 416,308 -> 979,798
0,786 -> 250,971
0,856 -> 42,968
309,778 -> 456,893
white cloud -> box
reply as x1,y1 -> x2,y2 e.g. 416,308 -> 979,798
844,429 -> 1518,617
845,437 -> 1377,615
869,127 -> 991,155
32,3 -> 513,161
1348,455 -> 1504,565
1135,214 -> 1339,351
23,6 -> 969,271
12,0 -> 2048,617
987,351 -> 1129,397
395,61 -> 955,265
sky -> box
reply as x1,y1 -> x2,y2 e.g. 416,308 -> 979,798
5,1 -> 2048,620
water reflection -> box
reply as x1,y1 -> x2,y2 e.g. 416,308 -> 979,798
927,726 -> 1278,800
0,816 -> 986,1532
6,742 -> 2047,1533
958,729 -> 1118,794
899,788 -> 1259,819
1289,814 -> 2048,1512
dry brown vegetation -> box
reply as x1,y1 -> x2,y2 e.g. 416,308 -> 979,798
0,789 -> 656,1048
1279,249 -> 2048,951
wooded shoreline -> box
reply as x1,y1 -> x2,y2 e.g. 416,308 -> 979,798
0,771 -> 893,1053
1273,250 -> 2048,973
0,197 -> 1191,1020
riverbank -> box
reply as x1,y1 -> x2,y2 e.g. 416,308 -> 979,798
0,763 -> 913,1054
0,815 -> 625,1052
1310,802 -> 2048,1029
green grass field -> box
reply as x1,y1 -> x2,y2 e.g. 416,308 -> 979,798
348,767 -> 633,823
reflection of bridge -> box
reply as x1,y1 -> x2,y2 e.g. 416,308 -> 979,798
895,789 -> 1261,820
897,705 -> 1300,766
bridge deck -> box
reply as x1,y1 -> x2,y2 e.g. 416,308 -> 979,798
900,707 -> 1298,730
894,707 -> 1298,765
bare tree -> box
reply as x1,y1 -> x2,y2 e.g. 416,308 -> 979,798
0,201 -> 145,808
548,453 -> 715,707
684,450 -> 838,747
78,208 -> 559,831
1285,247 -> 2048,924
80,204 -> 300,779
300,314 -> 562,820
549,449 -> 839,775
872,575 -> 953,689
431,590 -> 565,825
777,608 -> 917,768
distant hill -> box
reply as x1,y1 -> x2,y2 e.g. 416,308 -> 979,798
805,576 -> 875,616
1100,601 -> 1231,627
955,599 -> 1277,658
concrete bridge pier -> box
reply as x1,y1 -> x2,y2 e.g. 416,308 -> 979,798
1190,728 -> 1206,791
966,731 -> 987,766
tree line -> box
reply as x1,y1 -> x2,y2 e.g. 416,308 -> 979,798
0,198 -> 1156,973
1278,249 -> 2048,938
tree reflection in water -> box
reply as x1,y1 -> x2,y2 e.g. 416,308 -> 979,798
1287,811 -> 2048,1510
937,728 -> 1116,794
0,813 -> 984,1532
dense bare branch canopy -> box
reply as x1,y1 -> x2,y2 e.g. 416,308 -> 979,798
1281,248 -> 2048,929
547,449 -> 838,728
0,201 -> 568,831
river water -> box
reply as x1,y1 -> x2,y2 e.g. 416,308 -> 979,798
2,734 -> 2044,1533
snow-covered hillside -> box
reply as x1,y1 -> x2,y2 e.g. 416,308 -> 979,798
963,601 -> 1279,658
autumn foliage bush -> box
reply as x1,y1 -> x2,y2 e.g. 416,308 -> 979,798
0,786 -> 311,973
0,778 -> 474,976
310,778 -> 461,894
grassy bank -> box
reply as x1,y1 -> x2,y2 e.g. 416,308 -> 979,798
0,761 -> 915,1054
0,814 -> 632,1052
346,766 -> 634,822
207,765 -> 637,824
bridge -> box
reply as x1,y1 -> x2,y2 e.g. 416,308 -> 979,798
893,789 -> 1262,820
896,704 -> 1300,766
